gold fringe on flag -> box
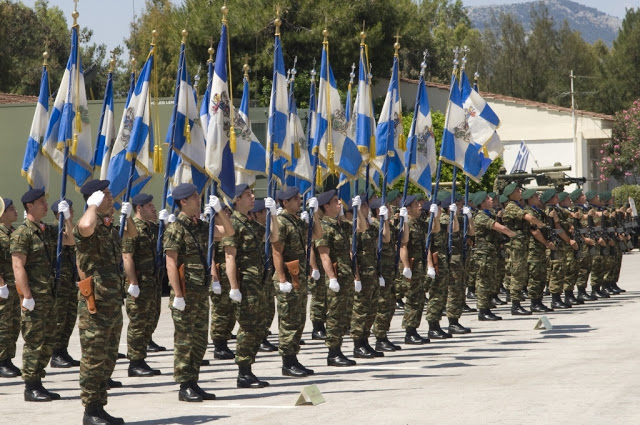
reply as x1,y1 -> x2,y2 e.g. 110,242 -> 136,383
293,142 -> 300,159
398,133 -> 407,151
316,165 -> 323,186
154,145 -> 163,173
229,128 -> 237,153
369,135 -> 376,159
71,134 -> 78,156
185,122 -> 191,144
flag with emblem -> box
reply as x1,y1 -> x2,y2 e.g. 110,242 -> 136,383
91,66 -> 116,178
405,73 -> 436,194
21,63 -> 50,191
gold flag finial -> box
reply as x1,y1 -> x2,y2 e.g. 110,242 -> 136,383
322,28 -> 329,43
221,3 -> 229,24
275,5 -> 282,36
72,0 -> 79,26
393,34 -> 401,57
109,48 -> 117,72
243,55 -> 250,78
130,57 -> 137,73
208,37 -> 215,64
43,50 -> 49,66
181,29 -> 188,44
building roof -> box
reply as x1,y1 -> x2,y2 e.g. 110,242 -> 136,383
402,77 -> 614,122
0,93 -> 39,105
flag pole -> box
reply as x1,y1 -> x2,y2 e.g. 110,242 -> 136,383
463,71 -> 480,263
204,43 -> 217,268
305,62 -> 318,276
348,44 -> 359,274
91,51 -> 116,175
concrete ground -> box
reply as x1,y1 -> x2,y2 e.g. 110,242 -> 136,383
2,252 -> 640,425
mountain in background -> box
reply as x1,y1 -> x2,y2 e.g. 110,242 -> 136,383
466,0 -> 621,46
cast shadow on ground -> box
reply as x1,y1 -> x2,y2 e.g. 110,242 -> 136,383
127,415 -> 229,425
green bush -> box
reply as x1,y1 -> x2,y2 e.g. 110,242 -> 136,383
611,185 -> 640,207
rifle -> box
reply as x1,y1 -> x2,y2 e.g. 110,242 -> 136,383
587,214 -> 605,256
544,207 -> 560,260
495,212 -> 509,258
571,213 -> 583,259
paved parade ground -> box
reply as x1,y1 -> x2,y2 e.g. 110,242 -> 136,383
3,253 -> 640,425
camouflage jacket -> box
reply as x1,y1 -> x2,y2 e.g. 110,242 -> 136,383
222,210 -> 265,283
11,219 -> 56,295
122,216 -> 158,280
525,205 -> 547,256
316,216 -> 354,282
503,200 -> 529,246
406,216 -> 427,270
276,211 -> 307,266
474,209 -> 498,254
0,223 -> 15,283
52,219 -> 77,285
356,223 -> 378,277
369,219 -> 397,272
163,212 -> 210,287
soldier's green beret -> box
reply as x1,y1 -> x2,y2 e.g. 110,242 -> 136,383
21,189 -> 45,204
569,188 -> 583,202
386,189 -> 400,203
436,190 -> 451,202
585,190 -> 597,201
540,188 -> 557,204
503,182 -> 518,197
414,193 -> 425,201
557,192 -> 569,202
474,191 -> 488,206
499,194 -> 508,204
487,192 -> 496,198
599,192 -> 611,202
521,189 -> 537,201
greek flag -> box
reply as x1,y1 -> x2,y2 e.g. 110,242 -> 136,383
205,22 -> 236,200
511,141 -> 530,173
21,65 -> 50,191
373,54 -> 404,186
285,73 -> 312,194
107,46 -> 156,206
42,24 -> 93,189
91,69 -> 115,179
267,30 -> 290,182
353,45 -> 375,158
200,59 -> 214,140
461,71 -> 500,147
313,44 -> 362,178
405,75 -> 436,194
234,73 -> 267,186
166,42 -> 209,195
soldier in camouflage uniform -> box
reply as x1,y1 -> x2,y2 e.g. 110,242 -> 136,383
473,191 -> 516,321
308,242 -> 326,340
74,180 -> 135,423
49,199 -> 80,369
164,183 -> 232,401
557,191 -> 584,306
370,197 -> 404,352
601,193 -> 624,294
400,195 -> 439,344
315,189 -> 357,366
11,189 -> 74,403
501,183 -> 545,315
224,184 -> 279,387
0,198 -> 21,378
521,189 -> 555,312
570,189 -> 598,302
584,191 -> 608,299
122,193 -> 162,377
272,187 -> 321,377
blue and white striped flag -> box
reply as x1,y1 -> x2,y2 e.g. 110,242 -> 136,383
313,44 -> 362,178
200,58 -> 214,140
21,64 -> 50,191
285,71 -> 312,193
268,30 -> 290,183
373,54 -> 404,186
510,140 -> 530,173
234,72 -> 267,186
205,22 -> 236,200
461,70 -> 500,147
42,24 -> 93,189
353,46 -> 375,159
92,69 -> 116,179
405,75 -> 436,195
107,46 -> 156,205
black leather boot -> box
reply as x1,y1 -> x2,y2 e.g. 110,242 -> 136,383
327,348 -> 356,367
0,359 -> 19,378
428,321 -> 449,339
237,366 -> 266,388
564,290 -> 582,305
83,402 -> 109,425
491,295 -> 507,305
106,378 -> 122,389
606,282 -> 621,295
179,381 -> 203,401
60,348 -> 80,367
505,292 -> 511,302
611,282 -> 626,293
128,360 -> 155,377
577,288 -> 592,302
511,301 -> 532,316
363,338 -> 384,357
375,337 -> 396,352
466,288 -> 477,300
191,382 -> 216,400
259,338 -> 277,352
311,321 -> 326,340
447,318 -> 471,334
396,298 -> 405,309
147,339 -> 166,352
478,308 -> 501,321
213,340 -> 235,360
36,379 -> 60,400
50,348 -> 73,368
98,405 -> 125,424
462,303 -> 477,313
282,355 -> 307,377
24,380 -> 51,402
404,327 -> 425,344
293,355 -> 314,375
594,285 -> 609,298
551,293 -> 571,309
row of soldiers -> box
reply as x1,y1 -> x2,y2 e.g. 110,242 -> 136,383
0,178 -> 632,425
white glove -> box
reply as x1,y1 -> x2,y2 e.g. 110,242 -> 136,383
208,195 -> 222,213
367,210 -> 373,224
211,280 -> 222,295
276,207 -> 283,216
57,200 -> 71,220
329,278 -> 340,292
22,297 -> 35,311
199,213 -> 207,221
87,190 -> 105,208
279,282 -> 293,293
379,205 -> 389,219
127,284 -> 140,298
0,285 -> 9,299
427,267 -> 437,279
354,280 -> 362,293
351,196 -> 361,208
379,276 -> 386,287
339,205 -> 345,217
449,204 -> 458,214
172,296 -> 186,311
121,202 -> 132,217
399,207 -> 408,219
168,214 -> 176,223
429,204 -> 438,214
463,206 -> 472,218
402,267 -> 412,279
229,288 -> 242,302
308,197 -> 318,213
265,197 -> 277,215
311,269 -> 321,281
204,205 -> 213,218
159,209 -> 169,224
300,211 -> 309,223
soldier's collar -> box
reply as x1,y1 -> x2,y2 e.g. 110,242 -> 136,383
482,209 -> 493,216
25,218 -> 45,232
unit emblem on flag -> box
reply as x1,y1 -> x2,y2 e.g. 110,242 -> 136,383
454,120 -> 471,144
331,110 -> 348,134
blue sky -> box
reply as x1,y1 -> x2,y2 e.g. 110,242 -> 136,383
21,0 -> 634,54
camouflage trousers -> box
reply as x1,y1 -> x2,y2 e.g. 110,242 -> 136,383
563,251 -> 579,292
79,300 -> 123,406
590,255 -> 605,289
308,272 -> 327,323
426,254 -> 449,322
575,247 -> 592,289
324,277 -> 354,349
496,253 -> 507,295
262,277 -> 275,339
350,273 -> 379,340
150,275 -> 162,336
276,281 -> 307,356
446,254 -> 465,319
52,280 -> 78,350
401,263 -> 426,330
465,253 -> 477,290
126,278 -> 159,361
210,274 -> 236,341
474,251 -> 497,310
372,268 -> 397,339
21,293 -> 56,382
170,284 -> 209,383
526,250 -> 548,300
235,279 -> 267,367
604,253 -> 622,284
0,282 -> 20,361
548,245 -> 567,295
507,242 -> 529,301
